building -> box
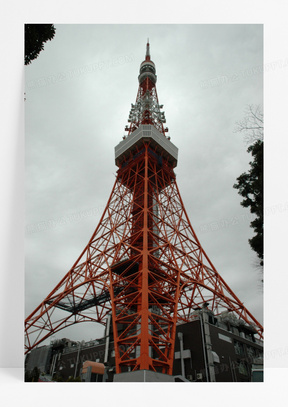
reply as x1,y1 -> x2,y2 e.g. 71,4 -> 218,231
173,307 -> 263,382
25,307 -> 263,382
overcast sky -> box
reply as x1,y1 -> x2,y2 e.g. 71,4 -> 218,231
25,24 -> 264,344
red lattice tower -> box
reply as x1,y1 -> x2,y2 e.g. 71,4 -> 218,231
25,42 -> 263,375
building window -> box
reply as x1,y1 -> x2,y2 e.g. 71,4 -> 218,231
246,346 -> 255,362
209,315 -> 217,325
232,326 -> 239,336
238,361 -> 248,376
218,333 -> 232,343
234,341 -> 244,356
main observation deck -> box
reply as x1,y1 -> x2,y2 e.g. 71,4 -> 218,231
115,125 -> 178,168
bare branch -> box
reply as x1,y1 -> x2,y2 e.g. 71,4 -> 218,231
234,104 -> 263,145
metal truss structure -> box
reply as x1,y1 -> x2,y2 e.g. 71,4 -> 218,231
25,42 -> 263,375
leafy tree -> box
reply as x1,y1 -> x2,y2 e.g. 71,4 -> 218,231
67,376 -> 82,382
233,105 -> 263,267
25,367 -> 41,382
25,24 -> 56,65
52,374 -> 63,382
31,366 -> 40,382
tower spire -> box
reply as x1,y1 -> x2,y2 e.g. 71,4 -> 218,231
146,38 -> 150,61
125,40 -> 168,137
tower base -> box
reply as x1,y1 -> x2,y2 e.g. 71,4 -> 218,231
113,370 -> 174,382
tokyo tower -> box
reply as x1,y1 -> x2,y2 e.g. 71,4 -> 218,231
25,41 -> 263,376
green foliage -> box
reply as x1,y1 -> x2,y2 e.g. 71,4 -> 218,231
52,374 -> 63,382
25,366 -> 40,382
234,140 -> 263,266
233,105 -> 263,268
52,374 -> 82,382
25,24 -> 56,65
67,376 -> 82,382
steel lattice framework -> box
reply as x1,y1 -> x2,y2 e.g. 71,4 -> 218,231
25,42 -> 263,375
